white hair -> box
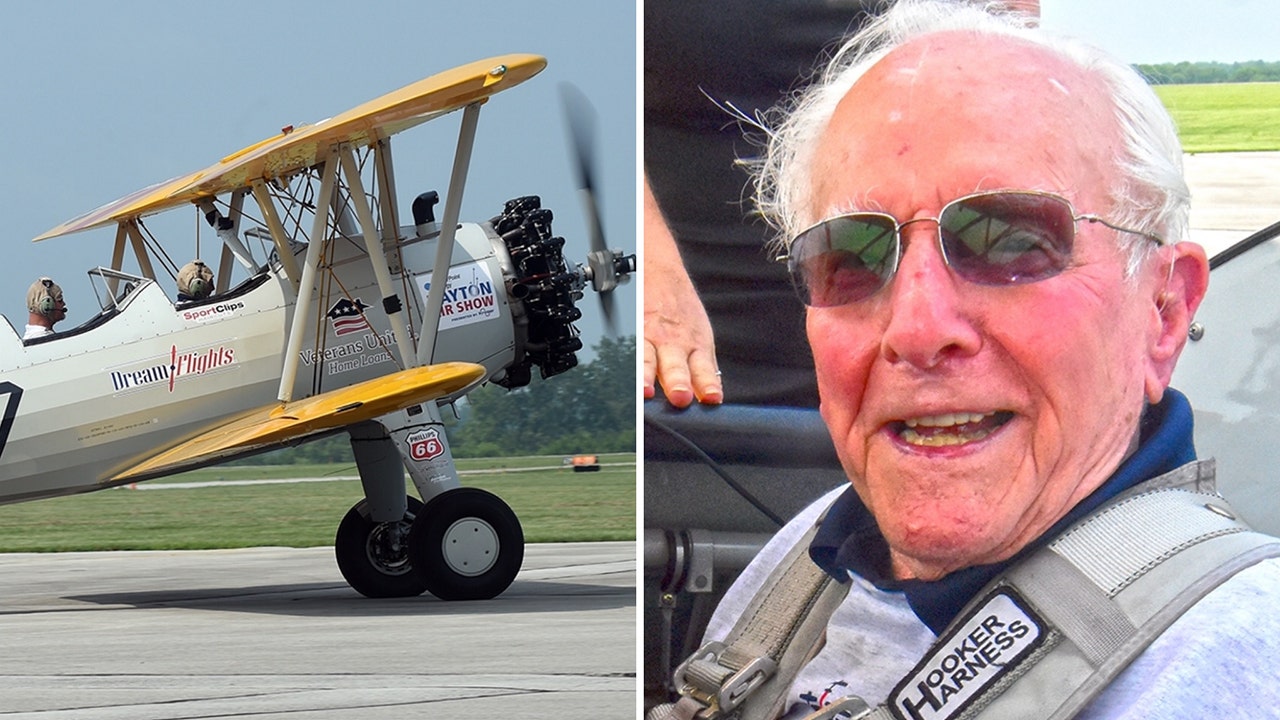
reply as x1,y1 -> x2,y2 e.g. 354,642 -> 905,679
752,0 -> 1188,273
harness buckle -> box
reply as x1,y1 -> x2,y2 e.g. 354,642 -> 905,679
719,654 -> 778,713
673,641 -> 778,716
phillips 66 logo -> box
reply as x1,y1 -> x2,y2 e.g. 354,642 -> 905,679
407,428 -> 446,461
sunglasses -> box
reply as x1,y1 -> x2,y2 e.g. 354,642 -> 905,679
782,190 -> 1162,307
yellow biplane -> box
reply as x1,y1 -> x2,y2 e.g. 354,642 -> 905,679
0,54 -> 634,600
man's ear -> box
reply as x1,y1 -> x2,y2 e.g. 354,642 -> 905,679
1146,241 -> 1210,403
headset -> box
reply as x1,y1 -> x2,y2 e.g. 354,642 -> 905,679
187,275 -> 211,300
33,278 -> 60,316
179,261 -> 213,300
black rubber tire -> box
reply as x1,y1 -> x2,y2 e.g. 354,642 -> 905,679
409,488 -> 524,600
335,496 -> 427,598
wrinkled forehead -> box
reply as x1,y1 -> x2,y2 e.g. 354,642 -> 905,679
811,32 -> 1121,217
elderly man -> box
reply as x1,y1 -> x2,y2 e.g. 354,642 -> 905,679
654,2 -> 1280,719
24,277 -> 67,340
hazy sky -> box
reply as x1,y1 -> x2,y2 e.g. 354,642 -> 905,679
1042,0 -> 1280,63
0,0 -> 636,357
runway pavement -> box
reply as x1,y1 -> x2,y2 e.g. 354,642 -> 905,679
1186,150 -> 1280,255
0,542 -> 635,719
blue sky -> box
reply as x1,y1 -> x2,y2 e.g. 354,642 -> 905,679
0,0 -> 636,357
1042,0 -> 1280,63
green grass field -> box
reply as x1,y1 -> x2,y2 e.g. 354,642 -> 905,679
1155,82 -> 1280,153
0,455 -> 635,552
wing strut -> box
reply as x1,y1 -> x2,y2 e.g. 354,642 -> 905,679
338,146 -> 417,369
417,102 -> 483,366
108,224 -> 128,295
250,179 -> 303,293
373,138 -> 400,253
216,190 -> 253,291
227,190 -> 256,270
125,220 -> 158,280
278,146 -> 341,403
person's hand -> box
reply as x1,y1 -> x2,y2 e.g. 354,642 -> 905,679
644,178 -> 723,407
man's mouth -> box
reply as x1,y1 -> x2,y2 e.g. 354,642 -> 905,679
894,411 -> 1014,447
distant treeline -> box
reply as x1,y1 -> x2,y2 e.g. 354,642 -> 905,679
1138,60 -> 1280,85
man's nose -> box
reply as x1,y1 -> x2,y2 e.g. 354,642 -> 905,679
878,226 -> 982,369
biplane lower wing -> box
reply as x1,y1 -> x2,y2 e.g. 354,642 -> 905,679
110,362 -> 486,483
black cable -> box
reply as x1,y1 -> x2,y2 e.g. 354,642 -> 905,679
644,414 -> 786,528
1208,219 -> 1280,270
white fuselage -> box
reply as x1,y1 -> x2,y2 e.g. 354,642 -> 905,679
0,222 -> 521,504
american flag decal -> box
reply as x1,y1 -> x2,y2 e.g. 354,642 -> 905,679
327,297 -> 371,336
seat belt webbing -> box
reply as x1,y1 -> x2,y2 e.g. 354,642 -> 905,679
662,513 -> 848,720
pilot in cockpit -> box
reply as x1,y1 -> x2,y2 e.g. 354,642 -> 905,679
176,260 -> 214,302
24,277 -> 67,340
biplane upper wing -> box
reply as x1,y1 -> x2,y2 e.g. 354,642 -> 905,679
109,361 -> 486,483
35,53 -> 546,242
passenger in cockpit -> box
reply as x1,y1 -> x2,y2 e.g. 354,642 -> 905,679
177,260 -> 214,302
24,277 -> 66,339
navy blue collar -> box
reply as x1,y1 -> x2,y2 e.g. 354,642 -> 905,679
810,388 -> 1197,635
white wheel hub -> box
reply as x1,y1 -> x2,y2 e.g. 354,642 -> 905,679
441,517 -> 499,577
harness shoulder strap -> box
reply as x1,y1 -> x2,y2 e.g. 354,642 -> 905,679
882,460 -> 1280,720
652,504 -> 850,720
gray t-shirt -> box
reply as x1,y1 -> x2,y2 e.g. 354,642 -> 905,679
706,486 -> 1280,718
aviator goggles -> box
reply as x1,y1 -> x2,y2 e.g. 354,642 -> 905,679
782,190 -> 1163,307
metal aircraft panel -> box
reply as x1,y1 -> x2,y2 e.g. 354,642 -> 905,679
0,276 -> 289,502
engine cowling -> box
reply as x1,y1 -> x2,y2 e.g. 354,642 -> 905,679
488,195 -> 585,389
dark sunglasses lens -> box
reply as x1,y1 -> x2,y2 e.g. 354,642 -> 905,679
940,193 -> 1074,285
789,215 -> 897,306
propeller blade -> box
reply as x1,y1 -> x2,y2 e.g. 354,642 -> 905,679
560,82 -> 617,336
561,84 -> 597,207
600,289 -> 617,336
561,83 -> 606,254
